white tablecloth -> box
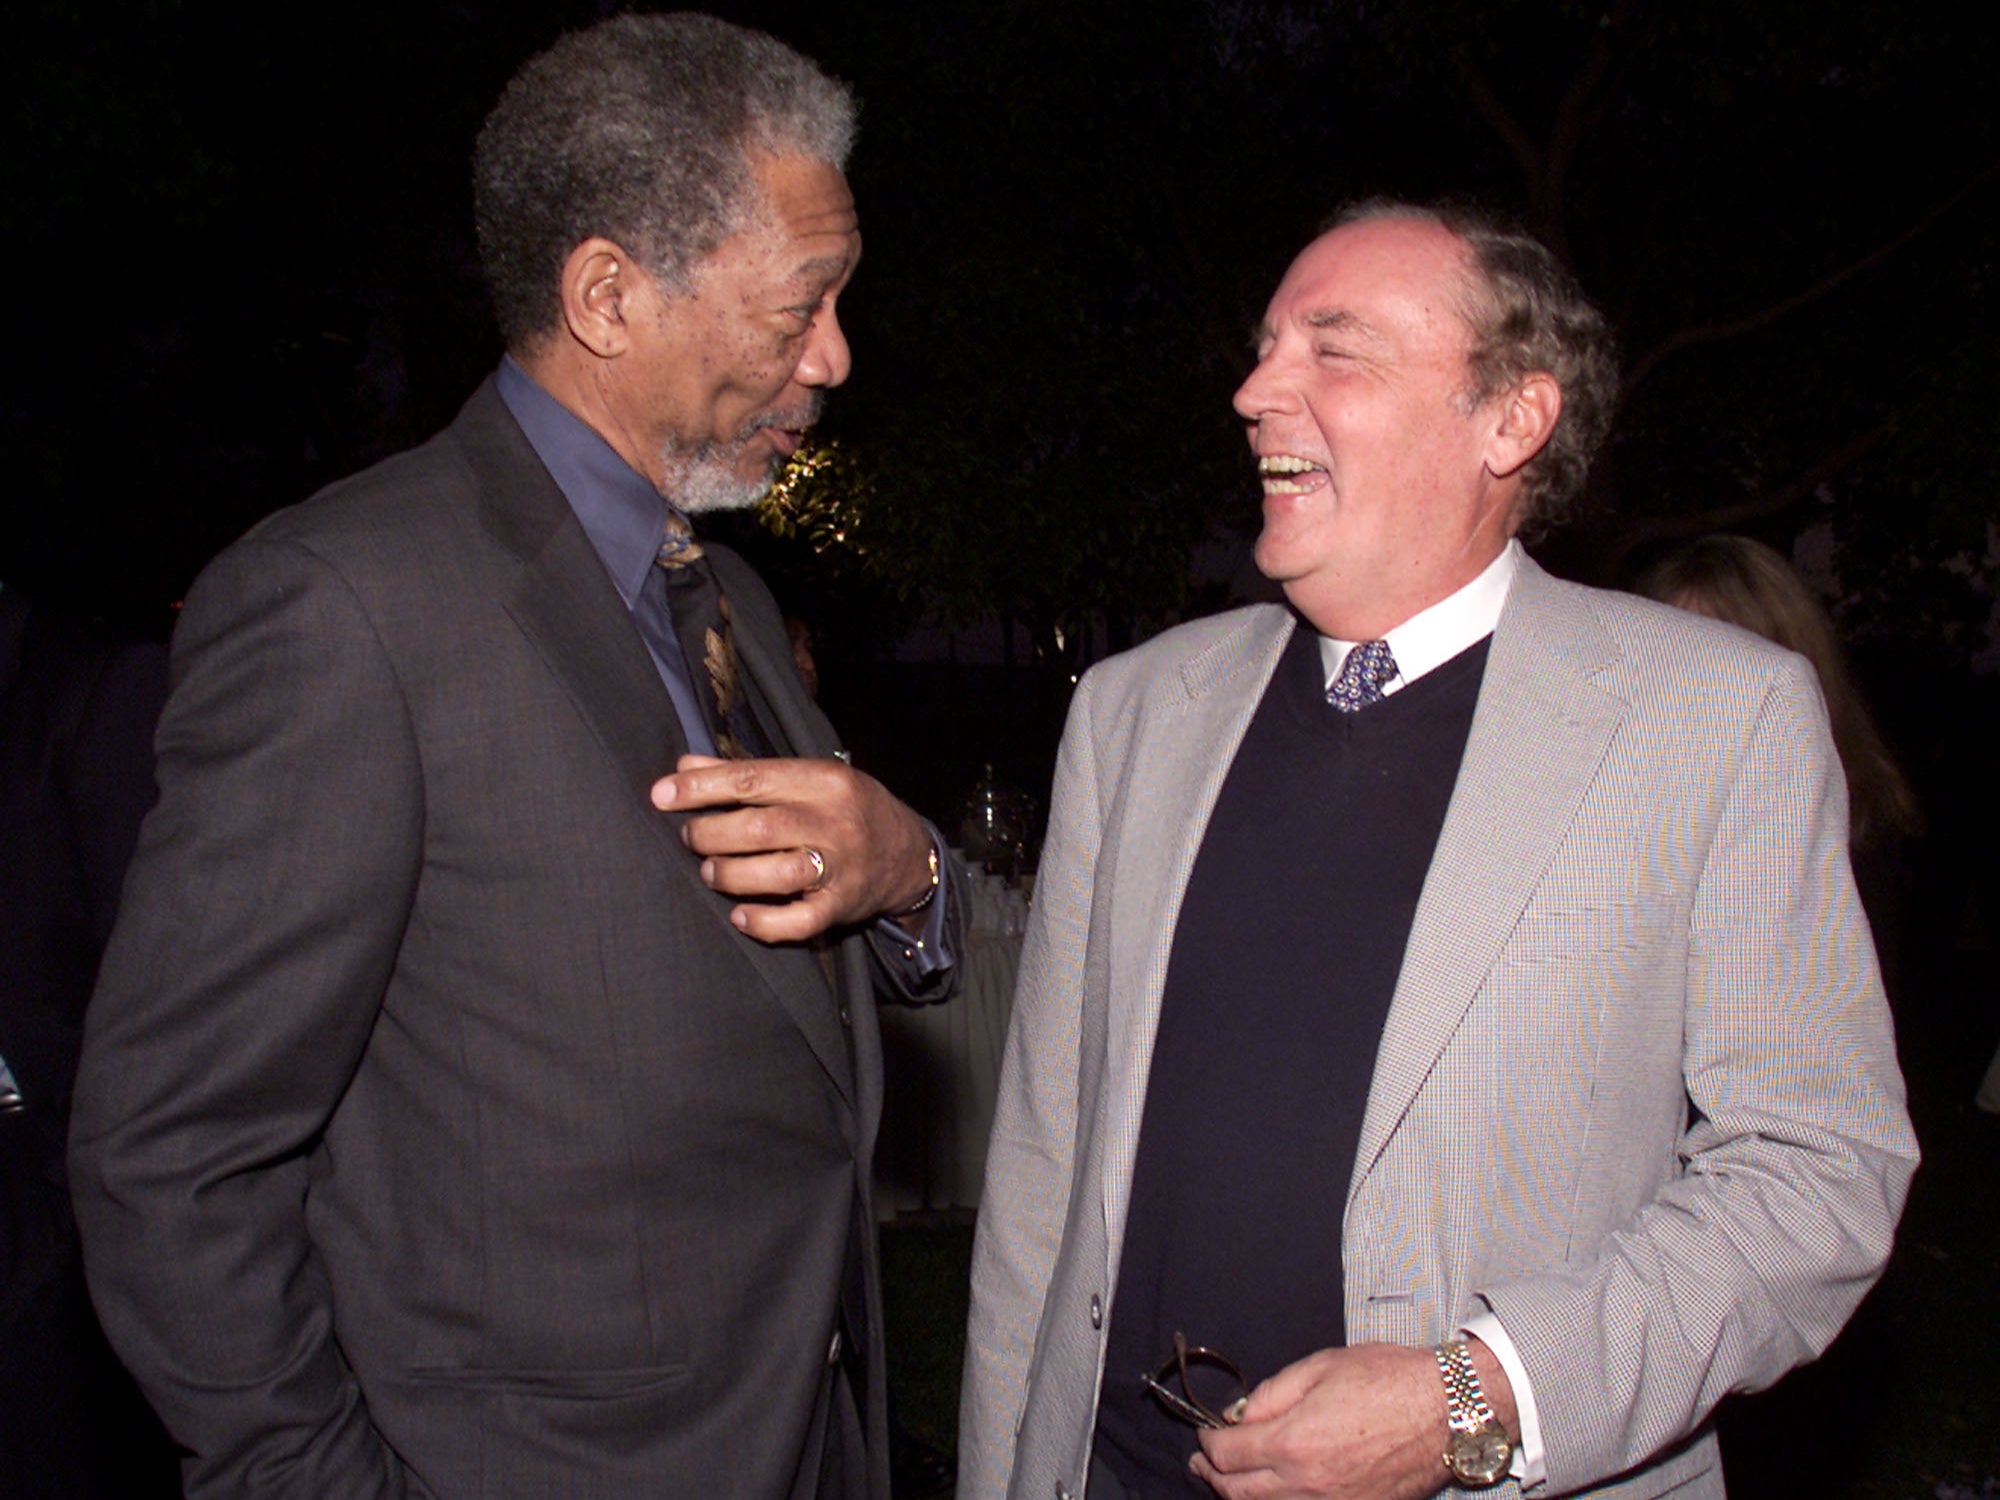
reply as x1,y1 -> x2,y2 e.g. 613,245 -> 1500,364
875,869 -> 1027,1217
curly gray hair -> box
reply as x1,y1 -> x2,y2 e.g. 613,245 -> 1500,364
1332,200 -> 1620,536
473,13 -> 856,350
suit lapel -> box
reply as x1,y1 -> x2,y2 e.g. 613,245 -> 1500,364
456,384 -> 855,1104
700,550 -> 863,1102
1100,607 -> 1295,1251
459,383 -> 690,801
709,548 -> 841,762
1350,560 -> 1627,1199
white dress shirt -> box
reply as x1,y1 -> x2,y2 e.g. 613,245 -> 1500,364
1317,540 -> 1519,696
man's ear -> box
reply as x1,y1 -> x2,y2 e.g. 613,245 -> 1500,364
1485,373 -> 1562,479
558,237 -> 644,359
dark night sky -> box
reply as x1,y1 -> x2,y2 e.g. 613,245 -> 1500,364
6,0 -> 1998,1093
6,0 -> 1995,678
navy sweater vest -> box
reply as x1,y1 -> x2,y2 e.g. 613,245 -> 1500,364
1095,623 -> 1489,1495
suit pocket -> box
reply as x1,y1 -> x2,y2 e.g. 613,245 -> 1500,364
397,1362 -> 700,1497
1500,896 -> 1678,965
403,1362 -> 691,1399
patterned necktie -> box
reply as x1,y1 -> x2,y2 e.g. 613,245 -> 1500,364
655,510 -> 774,760
1326,638 -> 1398,712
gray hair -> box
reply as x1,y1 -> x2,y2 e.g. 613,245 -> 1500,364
473,12 -> 857,350
1332,200 -> 1620,537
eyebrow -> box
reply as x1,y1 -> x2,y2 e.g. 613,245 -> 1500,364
1304,308 -> 1386,341
1248,307 -> 1385,349
791,252 -> 857,287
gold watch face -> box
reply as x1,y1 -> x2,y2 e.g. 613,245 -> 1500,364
1448,1424 -> 1513,1486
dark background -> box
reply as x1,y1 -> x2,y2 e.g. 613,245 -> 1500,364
6,2 -> 1997,1491
6,0 -> 1997,839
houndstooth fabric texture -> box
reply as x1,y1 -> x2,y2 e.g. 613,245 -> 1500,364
960,556 -> 1916,1500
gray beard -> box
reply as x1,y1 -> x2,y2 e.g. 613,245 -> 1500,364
662,396 -> 822,514
664,446 -> 779,514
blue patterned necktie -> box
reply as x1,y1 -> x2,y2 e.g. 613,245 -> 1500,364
1326,638 -> 1397,712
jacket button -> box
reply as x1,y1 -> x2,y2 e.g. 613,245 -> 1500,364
838,1004 -> 852,1026
1056,1486 -> 1072,1500
1089,1295 -> 1103,1330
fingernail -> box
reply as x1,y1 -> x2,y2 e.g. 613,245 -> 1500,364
700,858 -> 716,884
731,908 -> 749,930
654,779 -> 677,807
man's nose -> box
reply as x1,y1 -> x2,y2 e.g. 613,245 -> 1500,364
795,307 -> 852,389
1232,357 -> 1287,421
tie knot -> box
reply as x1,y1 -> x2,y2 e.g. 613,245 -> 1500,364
1327,638 -> 1397,712
656,509 -> 704,569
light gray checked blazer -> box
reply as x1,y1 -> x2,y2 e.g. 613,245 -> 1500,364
960,557 -> 1917,1500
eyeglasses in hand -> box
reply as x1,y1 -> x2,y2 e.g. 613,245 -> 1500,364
1140,1331 -> 1251,1430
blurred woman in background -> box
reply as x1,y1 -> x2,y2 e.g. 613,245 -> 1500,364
1632,534 -> 1924,993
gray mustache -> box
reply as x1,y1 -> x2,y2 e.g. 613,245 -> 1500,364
741,395 -> 824,439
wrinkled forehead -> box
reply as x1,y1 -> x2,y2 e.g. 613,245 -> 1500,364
1258,216 -> 1481,349
746,153 -> 860,269
743,151 -> 856,232
685,151 -> 860,298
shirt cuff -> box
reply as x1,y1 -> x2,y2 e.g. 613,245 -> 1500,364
867,823 -> 956,982
1460,1308 -> 1546,1490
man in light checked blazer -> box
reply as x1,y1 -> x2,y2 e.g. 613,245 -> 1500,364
959,202 -> 1917,1500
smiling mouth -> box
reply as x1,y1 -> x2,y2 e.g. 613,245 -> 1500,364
1257,454 -> 1327,494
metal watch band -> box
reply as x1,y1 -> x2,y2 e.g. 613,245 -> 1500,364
1435,1338 -> 1496,1431
1436,1338 -> 1512,1487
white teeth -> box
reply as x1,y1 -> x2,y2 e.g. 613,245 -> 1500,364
1257,454 -> 1323,474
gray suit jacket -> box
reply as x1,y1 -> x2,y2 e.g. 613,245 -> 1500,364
961,559 -> 1917,1500
70,381 -> 955,1499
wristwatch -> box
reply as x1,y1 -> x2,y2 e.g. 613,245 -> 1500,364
1435,1339 -> 1512,1488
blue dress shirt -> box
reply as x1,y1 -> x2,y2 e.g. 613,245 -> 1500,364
496,357 -> 719,754
493,359 -> 954,977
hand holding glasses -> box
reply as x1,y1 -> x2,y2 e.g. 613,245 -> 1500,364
1140,1331 -> 1251,1430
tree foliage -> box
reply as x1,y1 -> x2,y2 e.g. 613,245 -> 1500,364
6,0 -> 1994,678
752,0 -> 1999,668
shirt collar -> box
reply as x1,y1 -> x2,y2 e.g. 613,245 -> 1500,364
495,355 -> 670,609
1318,540 -> 1519,692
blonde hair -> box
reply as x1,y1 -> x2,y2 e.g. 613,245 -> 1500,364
1634,534 -> 1921,848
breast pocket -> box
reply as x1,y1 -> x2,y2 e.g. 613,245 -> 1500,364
1500,896 -> 1679,967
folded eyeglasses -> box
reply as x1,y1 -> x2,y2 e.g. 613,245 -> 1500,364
1140,1331 -> 1251,1430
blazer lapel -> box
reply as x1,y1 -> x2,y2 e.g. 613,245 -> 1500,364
709,552 -> 842,762
458,383 -> 690,803
1350,559 -> 1628,1200
1100,606 -> 1295,1251
700,553 -> 863,1101
457,384 -> 855,1104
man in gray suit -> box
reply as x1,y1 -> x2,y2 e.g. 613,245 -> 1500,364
960,203 -> 1917,1500
70,15 -> 959,1499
